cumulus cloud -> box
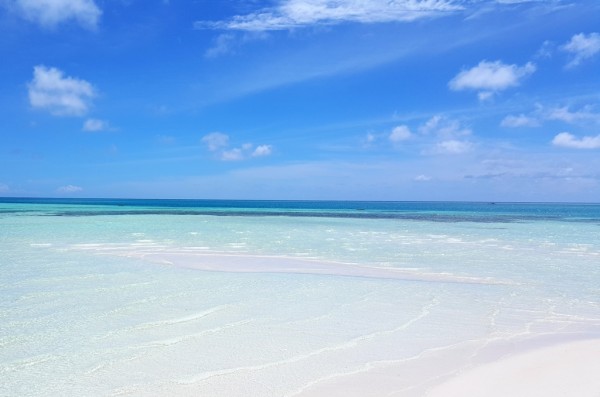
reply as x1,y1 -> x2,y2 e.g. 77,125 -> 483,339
552,132 -> 600,149
389,125 -> 412,142
416,115 -> 473,155
252,145 -> 273,157
82,118 -> 108,132
196,0 -> 463,31
9,0 -> 101,29
561,32 -> 600,68
201,132 -> 272,160
500,114 -> 541,128
448,60 -> 536,100
28,65 -> 95,116
57,184 -> 83,193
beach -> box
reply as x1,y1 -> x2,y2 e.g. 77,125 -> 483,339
1,199 -> 599,396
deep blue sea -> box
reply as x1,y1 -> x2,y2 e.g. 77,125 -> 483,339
1,198 -> 599,396
2,197 -> 599,221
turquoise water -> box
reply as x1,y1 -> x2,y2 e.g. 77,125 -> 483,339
1,199 -> 599,396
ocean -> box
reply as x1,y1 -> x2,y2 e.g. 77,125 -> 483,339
1,199 -> 599,396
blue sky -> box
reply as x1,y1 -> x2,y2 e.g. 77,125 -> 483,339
1,0 -> 599,201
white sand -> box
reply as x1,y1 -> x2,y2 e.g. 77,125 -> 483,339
290,337 -> 600,397
425,338 -> 600,397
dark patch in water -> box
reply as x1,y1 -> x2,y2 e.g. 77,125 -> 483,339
36,209 -> 575,224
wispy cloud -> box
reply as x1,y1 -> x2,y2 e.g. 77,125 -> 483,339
502,103 -> 600,128
414,174 -> 432,182
552,132 -> 600,149
221,147 -> 245,161
196,0 -> 463,31
7,0 -> 101,29
82,118 -> 109,132
57,184 -> 83,193
448,60 -> 536,100
201,132 -> 230,151
419,115 -> 471,137
546,105 -> 600,124
500,114 -> 541,128
156,135 -> 176,145
561,32 -> 600,68
431,139 -> 473,154
28,65 -> 95,116
204,32 -> 269,58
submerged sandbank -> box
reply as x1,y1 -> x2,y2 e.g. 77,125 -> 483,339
70,243 -> 509,285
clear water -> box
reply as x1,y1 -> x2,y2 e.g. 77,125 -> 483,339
1,199 -> 599,396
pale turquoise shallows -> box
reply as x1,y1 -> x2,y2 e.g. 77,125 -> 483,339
1,200 -> 599,396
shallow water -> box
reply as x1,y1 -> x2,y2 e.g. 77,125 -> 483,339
1,199 -> 599,396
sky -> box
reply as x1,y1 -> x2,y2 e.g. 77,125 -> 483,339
1,0 -> 599,201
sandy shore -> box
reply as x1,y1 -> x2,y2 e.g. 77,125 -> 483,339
293,336 -> 600,397
425,337 -> 600,397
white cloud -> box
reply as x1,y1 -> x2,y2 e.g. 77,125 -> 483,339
535,40 -> 555,59
202,132 -> 272,160
561,32 -> 600,68
552,132 -> 600,149
448,60 -> 536,99
477,91 -> 494,101
252,145 -> 273,157
221,143 -> 273,160
205,33 -> 237,58
501,103 -> 600,129
414,174 -> 432,181
0,183 -> 9,193
28,65 -> 95,116
419,115 -> 471,138
389,125 -> 412,142
11,0 -> 101,29
82,118 -> 108,132
201,132 -> 230,151
221,148 -> 244,161
494,0 -> 537,3
501,114 -> 541,128
546,106 -> 600,124
204,32 -> 269,58
57,184 -> 83,193
196,0 -> 463,31
433,139 -> 473,154
417,115 -> 473,155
